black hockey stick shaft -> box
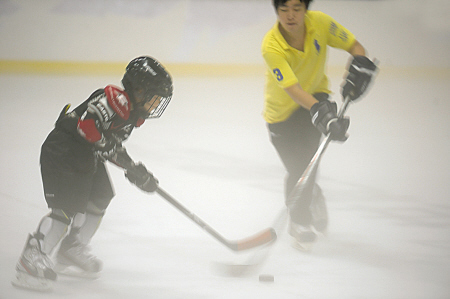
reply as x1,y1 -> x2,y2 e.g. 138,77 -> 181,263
156,187 -> 276,251
110,150 -> 276,251
289,58 -> 379,204
288,95 -> 352,207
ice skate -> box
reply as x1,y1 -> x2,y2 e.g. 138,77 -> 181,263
54,234 -> 102,279
12,234 -> 57,292
289,222 -> 317,252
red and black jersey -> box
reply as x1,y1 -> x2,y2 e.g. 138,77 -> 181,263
41,85 -> 144,174
76,85 -> 145,146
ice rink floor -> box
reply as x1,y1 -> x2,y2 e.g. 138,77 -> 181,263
1,69 -> 449,298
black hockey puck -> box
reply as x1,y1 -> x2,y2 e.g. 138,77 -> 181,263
259,274 -> 274,282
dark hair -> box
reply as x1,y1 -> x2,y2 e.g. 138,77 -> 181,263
273,0 -> 313,10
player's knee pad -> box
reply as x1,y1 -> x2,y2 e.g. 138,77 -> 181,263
35,209 -> 72,255
70,202 -> 105,245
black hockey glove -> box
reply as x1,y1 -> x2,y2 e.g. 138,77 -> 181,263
125,163 -> 159,193
310,100 -> 350,142
95,138 -> 117,161
342,56 -> 377,102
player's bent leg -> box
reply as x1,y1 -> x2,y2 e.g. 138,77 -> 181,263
36,209 -> 72,255
288,186 -> 327,251
55,202 -> 104,279
287,186 -> 318,251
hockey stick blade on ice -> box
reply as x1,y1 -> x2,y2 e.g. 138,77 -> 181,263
156,187 -> 277,252
213,209 -> 288,277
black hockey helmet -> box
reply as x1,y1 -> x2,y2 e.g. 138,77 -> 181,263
122,56 -> 173,119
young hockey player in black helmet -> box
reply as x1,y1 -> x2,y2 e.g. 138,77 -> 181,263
12,56 -> 173,291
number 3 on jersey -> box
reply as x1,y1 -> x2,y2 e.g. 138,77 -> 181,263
273,68 -> 283,81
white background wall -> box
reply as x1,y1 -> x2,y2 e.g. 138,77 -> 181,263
0,0 -> 449,68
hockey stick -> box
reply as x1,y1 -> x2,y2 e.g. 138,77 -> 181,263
288,94 -> 352,207
289,57 -> 379,206
212,208 -> 287,276
156,187 -> 277,251
216,95 -> 353,276
216,59 -> 379,274
110,152 -> 277,252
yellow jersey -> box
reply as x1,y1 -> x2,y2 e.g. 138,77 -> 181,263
262,11 -> 356,123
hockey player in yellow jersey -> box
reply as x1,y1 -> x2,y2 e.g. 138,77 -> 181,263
262,0 -> 377,250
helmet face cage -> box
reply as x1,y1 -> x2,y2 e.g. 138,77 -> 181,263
123,56 -> 173,119
139,93 -> 172,119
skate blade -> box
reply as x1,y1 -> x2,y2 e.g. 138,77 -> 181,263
54,264 -> 100,280
313,222 -> 328,235
11,271 -> 53,292
291,239 -> 315,252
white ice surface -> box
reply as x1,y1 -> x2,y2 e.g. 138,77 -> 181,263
1,71 -> 449,298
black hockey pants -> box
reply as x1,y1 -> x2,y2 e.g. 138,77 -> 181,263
267,93 -> 327,225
